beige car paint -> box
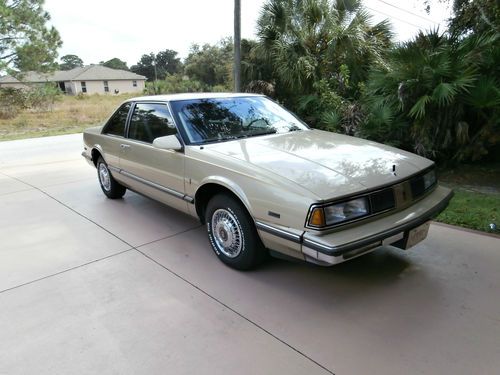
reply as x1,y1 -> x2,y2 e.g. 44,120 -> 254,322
83,94 -> 453,265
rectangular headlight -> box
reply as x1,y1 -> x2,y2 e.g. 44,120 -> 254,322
322,197 -> 370,226
423,169 -> 436,190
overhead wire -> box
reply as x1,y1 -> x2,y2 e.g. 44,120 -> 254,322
365,6 -> 424,29
373,0 -> 442,24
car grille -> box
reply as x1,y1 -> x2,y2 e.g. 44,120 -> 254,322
305,167 -> 437,230
368,168 -> 436,214
369,187 -> 395,213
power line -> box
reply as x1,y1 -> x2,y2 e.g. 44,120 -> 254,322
365,6 -> 423,29
374,0 -> 442,25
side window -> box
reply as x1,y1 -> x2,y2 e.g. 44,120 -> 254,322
81,81 -> 87,93
128,103 -> 177,143
103,103 -> 131,136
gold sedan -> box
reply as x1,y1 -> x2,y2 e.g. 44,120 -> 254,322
83,93 -> 453,270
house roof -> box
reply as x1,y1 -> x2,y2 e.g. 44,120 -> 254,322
0,65 -> 146,83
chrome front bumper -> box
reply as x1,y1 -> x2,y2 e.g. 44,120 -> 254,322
257,185 -> 454,266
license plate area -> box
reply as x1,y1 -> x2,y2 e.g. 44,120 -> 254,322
386,221 -> 431,250
405,221 -> 431,249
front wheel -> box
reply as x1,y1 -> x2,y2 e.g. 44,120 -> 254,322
97,157 -> 126,199
205,194 -> 267,270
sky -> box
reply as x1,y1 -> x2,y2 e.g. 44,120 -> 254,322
44,0 -> 453,67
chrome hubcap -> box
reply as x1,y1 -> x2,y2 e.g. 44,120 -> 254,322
98,163 -> 111,191
211,209 -> 242,258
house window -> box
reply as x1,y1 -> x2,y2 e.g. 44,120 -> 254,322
103,80 -> 109,93
133,80 -> 137,87
81,81 -> 87,93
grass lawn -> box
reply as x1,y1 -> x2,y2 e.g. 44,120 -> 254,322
436,188 -> 499,233
437,163 -> 500,234
0,93 -> 136,141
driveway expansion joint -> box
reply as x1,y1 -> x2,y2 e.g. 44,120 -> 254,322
0,248 -> 135,295
1,170 -> 336,373
135,248 -> 336,375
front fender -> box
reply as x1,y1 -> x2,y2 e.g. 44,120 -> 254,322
198,175 -> 253,214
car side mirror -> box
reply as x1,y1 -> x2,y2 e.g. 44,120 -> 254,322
152,135 -> 183,151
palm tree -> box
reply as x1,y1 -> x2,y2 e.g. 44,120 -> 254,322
253,0 -> 392,128
363,30 -> 500,162
256,0 -> 391,91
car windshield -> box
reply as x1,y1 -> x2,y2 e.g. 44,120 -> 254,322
169,96 -> 309,144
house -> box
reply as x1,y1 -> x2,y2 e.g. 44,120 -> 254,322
0,65 -> 146,95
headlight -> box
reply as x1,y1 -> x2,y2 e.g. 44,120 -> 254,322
423,169 -> 436,190
308,197 -> 370,228
411,168 -> 437,199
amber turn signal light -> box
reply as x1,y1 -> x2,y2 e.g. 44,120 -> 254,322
309,207 -> 325,227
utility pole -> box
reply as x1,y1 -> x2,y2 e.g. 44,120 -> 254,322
151,52 -> 158,94
234,0 -> 241,92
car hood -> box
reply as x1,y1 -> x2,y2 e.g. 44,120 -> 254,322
206,129 -> 433,200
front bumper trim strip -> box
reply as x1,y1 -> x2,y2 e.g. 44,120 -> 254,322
304,189 -> 453,256
255,221 -> 302,244
257,189 -> 453,257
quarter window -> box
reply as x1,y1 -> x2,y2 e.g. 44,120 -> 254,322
81,81 -> 87,93
128,103 -> 177,143
103,80 -> 109,92
102,103 -> 131,136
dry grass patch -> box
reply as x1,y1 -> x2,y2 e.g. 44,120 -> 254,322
0,93 -> 136,141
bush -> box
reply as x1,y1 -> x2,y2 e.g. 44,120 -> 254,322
0,88 -> 26,119
0,83 -> 62,119
24,84 -> 62,111
362,31 -> 500,163
144,74 -> 206,95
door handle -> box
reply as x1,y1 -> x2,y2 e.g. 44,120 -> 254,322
120,144 -> 131,149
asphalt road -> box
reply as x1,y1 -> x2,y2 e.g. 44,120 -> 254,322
0,134 -> 499,375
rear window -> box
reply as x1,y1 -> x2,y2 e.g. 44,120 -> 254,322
103,103 -> 131,136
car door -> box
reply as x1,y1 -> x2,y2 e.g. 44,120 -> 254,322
118,102 -> 189,213
100,102 -> 132,170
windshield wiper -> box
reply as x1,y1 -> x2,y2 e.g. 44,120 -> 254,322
195,130 -> 277,145
244,129 -> 277,138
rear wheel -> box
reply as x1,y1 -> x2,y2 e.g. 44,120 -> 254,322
97,157 -> 126,199
205,194 -> 267,270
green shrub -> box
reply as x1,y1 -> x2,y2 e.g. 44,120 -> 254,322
144,74 -> 206,95
362,31 -> 500,163
24,83 -> 62,111
0,88 -> 26,119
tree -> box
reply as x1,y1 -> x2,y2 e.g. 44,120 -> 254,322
0,0 -> 62,72
59,54 -> 83,70
450,0 -> 500,35
184,40 -> 233,88
255,0 -> 393,128
101,57 -> 128,70
130,49 -> 182,81
363,30 -> 500,162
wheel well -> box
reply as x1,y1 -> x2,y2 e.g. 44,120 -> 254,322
91,149 -> 102,167
195,183 -> 245,224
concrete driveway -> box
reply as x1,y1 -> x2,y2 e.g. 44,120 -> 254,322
0,134 -> 499,375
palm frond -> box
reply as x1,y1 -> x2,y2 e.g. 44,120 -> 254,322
432,82 -> 457,106
409,95 -> 431,119
466,76 -> 500,109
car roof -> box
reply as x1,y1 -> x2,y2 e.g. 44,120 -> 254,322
126,92 -> 264,103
